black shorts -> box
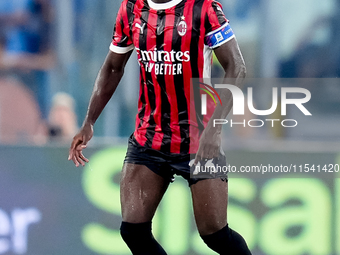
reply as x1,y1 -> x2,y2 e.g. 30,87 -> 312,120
124,135 -> 228,186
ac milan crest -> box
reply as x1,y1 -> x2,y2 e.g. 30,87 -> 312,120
177,16 -> 187,36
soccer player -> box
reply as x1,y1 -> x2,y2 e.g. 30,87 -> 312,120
69,0 -> 251,254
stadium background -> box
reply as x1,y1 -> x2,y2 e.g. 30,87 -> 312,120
1,0 -> 340,254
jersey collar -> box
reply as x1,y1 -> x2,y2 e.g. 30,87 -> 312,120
147,0 -> 183,10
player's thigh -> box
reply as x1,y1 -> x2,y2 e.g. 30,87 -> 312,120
120,163 -> 170,223
190,178 -> 228,236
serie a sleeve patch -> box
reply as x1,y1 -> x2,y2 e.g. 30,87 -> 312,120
205,22 -> 235,49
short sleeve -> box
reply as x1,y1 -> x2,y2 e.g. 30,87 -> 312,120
110,0 -> 134,54
204,1 -> 235,49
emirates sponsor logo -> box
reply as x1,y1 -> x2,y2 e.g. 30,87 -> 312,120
136,48 -> 190,75
138,48 -> 190,63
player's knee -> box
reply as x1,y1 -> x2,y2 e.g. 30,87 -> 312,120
201,224 -> 252,255
120,221 -> 152,244
197,221 -> 226,236
120,221 -> 167,255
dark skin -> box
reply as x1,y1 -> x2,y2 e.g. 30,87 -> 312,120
68,2 -> 246,236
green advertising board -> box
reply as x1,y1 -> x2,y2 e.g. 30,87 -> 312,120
0,145 -> 339,255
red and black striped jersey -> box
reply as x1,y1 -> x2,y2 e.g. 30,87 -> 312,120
111,0 -> 234,155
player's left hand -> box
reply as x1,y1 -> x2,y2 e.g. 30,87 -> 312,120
194,125 -> 221,165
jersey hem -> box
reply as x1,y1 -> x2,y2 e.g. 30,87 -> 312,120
109,43 -> 134,54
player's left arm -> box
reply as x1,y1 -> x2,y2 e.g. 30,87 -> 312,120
212,37 -> 246,121
195,38 -> 246,162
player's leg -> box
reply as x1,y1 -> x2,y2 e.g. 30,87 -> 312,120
120,163 -> 169,255
121,163 -> 169,222
190,178 -> 251,254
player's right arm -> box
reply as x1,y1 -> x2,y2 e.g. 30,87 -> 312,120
68,50 -> 132,167
69,0 -> 134,167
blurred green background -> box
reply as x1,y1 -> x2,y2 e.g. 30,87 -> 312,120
1,0 -> 340,254
1,146 -> 339,255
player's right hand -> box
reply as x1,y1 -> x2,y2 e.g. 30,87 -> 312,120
68,123 -> 93,167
